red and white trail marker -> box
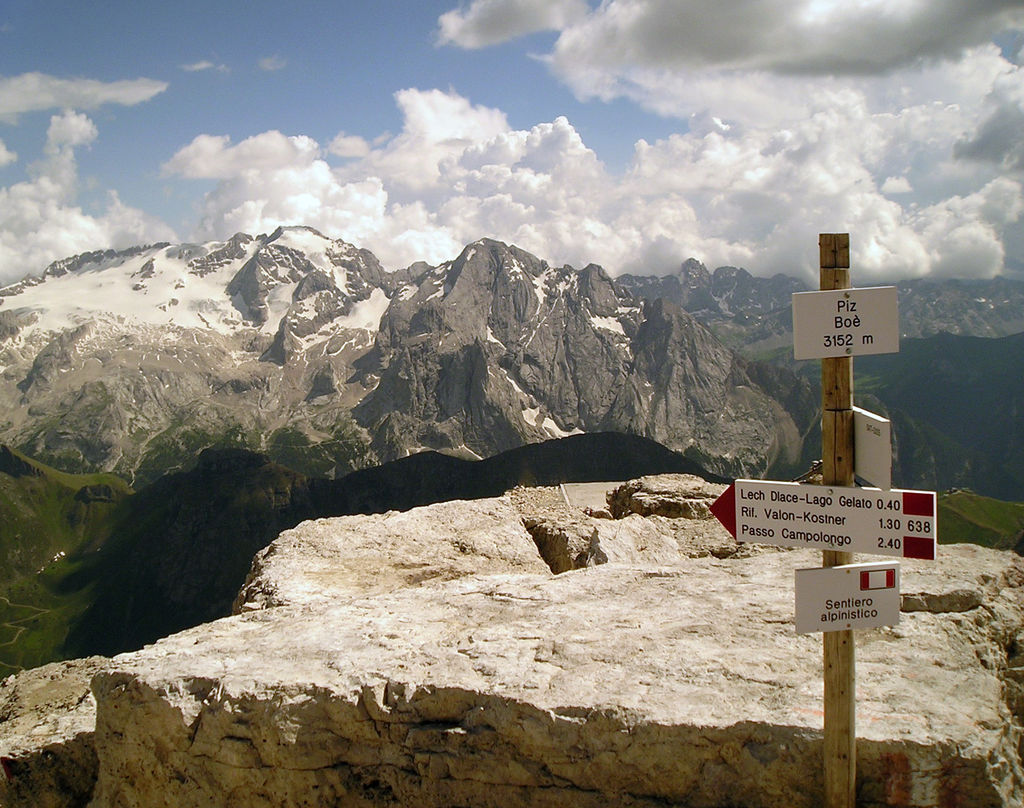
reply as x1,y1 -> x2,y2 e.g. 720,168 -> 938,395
860,567 -> 896,590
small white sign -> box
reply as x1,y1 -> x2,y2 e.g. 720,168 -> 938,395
792,286 -> 899,360
795,561 -> 901,634
854,406 -> 892,490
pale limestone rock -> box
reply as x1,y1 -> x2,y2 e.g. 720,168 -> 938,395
233,496 -> 551,612
84,542 -> 1024,808
542,477 -> 763,567
606,473 -> 726,519
3,483 -> 1023,807
85,491 -> 1024,808
0,657 -> 107,808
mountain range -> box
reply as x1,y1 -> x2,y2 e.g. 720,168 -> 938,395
617,256 -> 1024,354
0,227 -> 820,487
3,225 -> 1023,498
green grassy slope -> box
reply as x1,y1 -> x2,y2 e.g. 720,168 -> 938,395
937,489 -> 1024,551
62,450 -> 315,658
0,446 -> 132,674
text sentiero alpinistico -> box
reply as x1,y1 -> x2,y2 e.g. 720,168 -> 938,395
821,596 -> 878,624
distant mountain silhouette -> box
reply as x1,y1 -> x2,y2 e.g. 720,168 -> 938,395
60,433 -> 724,660
310,432 -> 728,516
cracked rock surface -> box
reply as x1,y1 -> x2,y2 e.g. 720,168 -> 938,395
2,476 -> 1023,807
0,657 -> 108,808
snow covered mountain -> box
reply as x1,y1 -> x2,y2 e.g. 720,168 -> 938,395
0,228 -> 391,345
0,227 -> 813,484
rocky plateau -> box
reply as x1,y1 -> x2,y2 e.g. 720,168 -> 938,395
2,474 -> 1022,807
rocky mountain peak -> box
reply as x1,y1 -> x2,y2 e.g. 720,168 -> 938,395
183,232 -> 254,277
577,263 -> 620,316
0,232 -> 814,483
679,256 -> 712,288
41,244 -> 172,282
439,239 -> 551,319
226,246 -> 315,326
354,241 -> 801,475
617,257 -> 809,316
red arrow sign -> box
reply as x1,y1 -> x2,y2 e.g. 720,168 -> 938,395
710,484 -> 736,537
709,479 -> 936,560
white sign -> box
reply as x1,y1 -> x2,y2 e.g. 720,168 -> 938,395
795,561 -> 901,634
792,286 -> 899,360
853,406 -> 892,490
710,479 -> 937,560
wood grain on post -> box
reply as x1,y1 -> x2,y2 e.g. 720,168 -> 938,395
819,232 -> 850,270
820,234 -> 853,422
819,232 -> 856,808
824,624 -> 855,806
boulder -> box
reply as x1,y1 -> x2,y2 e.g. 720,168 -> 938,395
233,496 -> 551,612
605,473 -> 724,519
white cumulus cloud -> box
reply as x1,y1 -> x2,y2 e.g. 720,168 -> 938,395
437,0 -> 589,48
328,132 -> 370,159
881,176 -> 913,194
162,77 -> 1024,282
0,111 -> 176,284
910,177 -> 1024,279
163,130 -> 419,259
45,109 -> 98,151
347,88 -> 511,194
0,139 -> 15,167
426,2 -> 1024,279
163,131 -> 322,179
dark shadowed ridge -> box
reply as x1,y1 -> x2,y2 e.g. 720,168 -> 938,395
856,331 -> 1024,499
310,432 -> 729,516
61,433 -> 724,660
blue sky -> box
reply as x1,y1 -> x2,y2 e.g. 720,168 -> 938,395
2,1 -> 1023,285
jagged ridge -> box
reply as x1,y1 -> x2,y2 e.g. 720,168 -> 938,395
0,229 -> 812,485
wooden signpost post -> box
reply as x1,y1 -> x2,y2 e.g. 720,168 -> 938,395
710,233 -> 938,808
819,233 -> 857,808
